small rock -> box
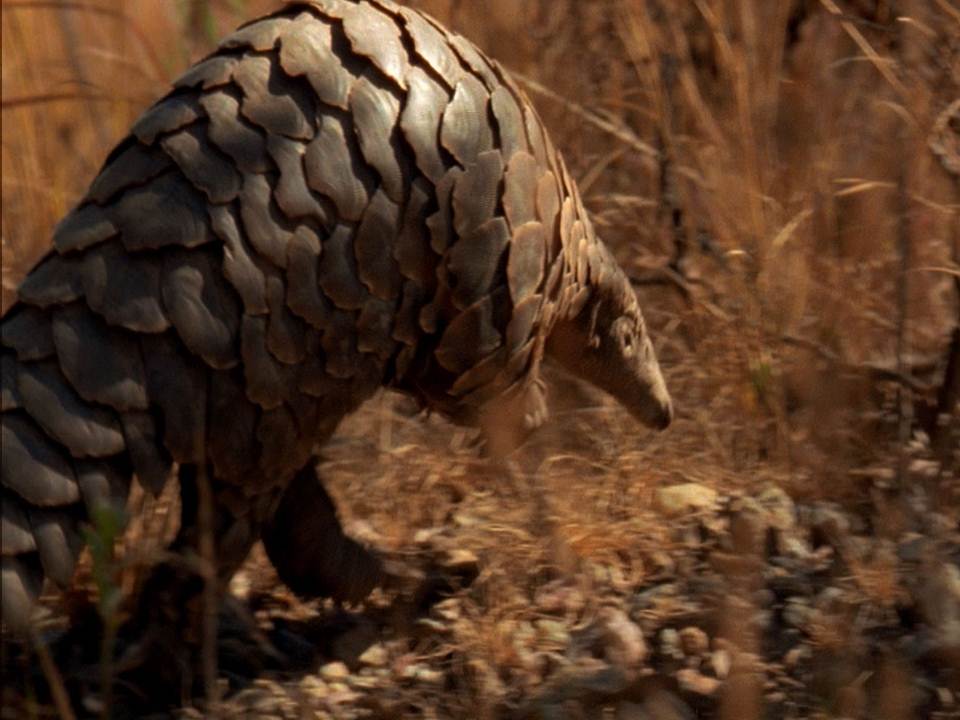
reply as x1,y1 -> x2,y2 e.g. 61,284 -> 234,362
535,580 -> 585,616
926,512 -> 958,536
330,619 -> 379,666
414,617 -> 449,634
326,681 -> 352,695
320,661 -> 350,682
534,658 -> 629,702
778,534 -> 812,559
728,496 -> 767,553
358,643 -> 389,667
678,626 -> 709,657
783,645 -> 809,669
677,668 -> 721,696
654,483 -> 719,517
660,628 -> 683,660
512,620 -> 537,649
814,586 -> 846,613
897,533 -> 927,563
413,527 -> 443,544
655,691 -> 698,720
614,700 -> 650,720
616,690 -> 695,720
535,618 -> 571,647
228,570 -> 251,600
757,485 -> 796,531
299,675 -> 329,699
807,502 -> 850,549
326,683 -> 360,705
908,458 -> 941,479
250,696 -> 283,714
647,550 -> 676,576
349,675 -> 380,690
599,607 -> 648,667
81,696 -> 105,715
252,677 -> 283,692
432,598 -> 461,622
466,658 -> 506,697
916,562 -> 960,630
782,597 -> 812,629
710,648 -> 731,679
344,519 -> 380,545
440,548 -> 480,585
401,663 -> 445,685
633,582 -> 679,611
452,511 -> 481,527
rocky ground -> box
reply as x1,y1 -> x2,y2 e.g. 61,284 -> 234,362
3,388 -> 958,720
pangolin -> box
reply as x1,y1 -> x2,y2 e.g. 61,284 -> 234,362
0,0 -> 673,634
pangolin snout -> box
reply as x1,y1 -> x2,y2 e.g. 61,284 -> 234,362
633,389 -> 673,431
652,397 -> 674,430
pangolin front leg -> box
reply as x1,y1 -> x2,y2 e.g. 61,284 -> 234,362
261,460 -> 385,604
123,464 -> 271,689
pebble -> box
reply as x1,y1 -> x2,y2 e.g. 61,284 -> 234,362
401,663 -> 446,685
783,645 -> 809,668
909,458 -> 941,479
678,626 -> 709,657
782,597 -> 812,629
432,598 -> 462,622
413,527 -> 443,544
299,675 -> 329,699
916,562 -> 960,631
599,607 -> 647,667
807,502 -> 851,548
654,483 -> 719,517
535,618 -> 571,647
326,683 -> 360,705
677,668 -> 721,696
358,643 -> 389,667
415,617 -> 450,633
616,690 -> 694,720
757,485 -> 796,530
728,496 -> 768,553
660,628 -> 683,660
535,581 -> 585,615
349,675 -> 379,690
710,648 -> 731,679
228,570 -> 251,600
319,661 -> 350,682
452,511 -> 481,527
441,548 -> 480,579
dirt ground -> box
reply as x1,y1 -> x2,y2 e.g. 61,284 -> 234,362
2,1 -> 958,718
4,385 -> 959,719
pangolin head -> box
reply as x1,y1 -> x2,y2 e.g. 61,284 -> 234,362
545,244 -> 673,431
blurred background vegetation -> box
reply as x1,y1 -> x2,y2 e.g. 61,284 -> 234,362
3,0 -> 957,497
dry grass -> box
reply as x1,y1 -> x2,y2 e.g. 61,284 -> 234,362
2,0 -> 959,717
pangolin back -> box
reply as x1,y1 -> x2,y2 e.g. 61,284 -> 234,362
1,0 -> 671,631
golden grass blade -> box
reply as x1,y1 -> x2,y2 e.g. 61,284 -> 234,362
514,72 -> 660,161
818,0 -> 909,100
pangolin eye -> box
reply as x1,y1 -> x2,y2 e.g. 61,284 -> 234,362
616,319 -> 637,356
